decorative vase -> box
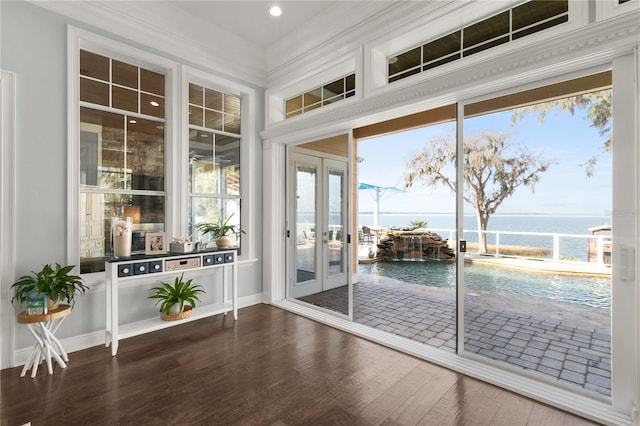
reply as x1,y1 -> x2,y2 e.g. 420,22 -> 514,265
26,291 -> 48,315
113,217 -> 133,257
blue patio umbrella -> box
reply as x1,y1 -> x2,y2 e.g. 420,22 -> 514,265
358,182 -> 404,228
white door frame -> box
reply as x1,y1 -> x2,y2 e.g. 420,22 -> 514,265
1,70 -> 17,369
454,60 -> 638,414
287,148 -> 350,299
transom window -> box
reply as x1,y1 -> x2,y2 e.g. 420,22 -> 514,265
284,73 -> 355,119
388,0 -> 569,83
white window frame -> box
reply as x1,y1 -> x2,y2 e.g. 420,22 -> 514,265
365,0 -> 588,97
266,48 -> 362,126
180,66 -> 257,261
68,27 -> 179,284
596,0 -> 640,21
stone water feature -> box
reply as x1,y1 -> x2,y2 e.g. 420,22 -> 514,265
376,229 -> 455,260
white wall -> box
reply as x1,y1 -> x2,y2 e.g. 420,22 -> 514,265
0,0 -> 264,357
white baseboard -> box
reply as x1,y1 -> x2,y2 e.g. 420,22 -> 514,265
13,293 -> 266,367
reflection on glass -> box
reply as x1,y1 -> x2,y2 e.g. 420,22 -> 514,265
189,197 -> 240,245
127,118 -> 165,191
462,85 -> 612,396
327,169 -> 344,276
296,165 -> 317,283
79,194 -> 166,274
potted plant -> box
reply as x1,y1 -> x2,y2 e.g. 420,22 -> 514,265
148,273 -> 205,321
195,213 -> 245,249
11,263 -> 88,310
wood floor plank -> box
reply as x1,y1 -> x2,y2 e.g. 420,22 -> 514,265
0,304 -> 602,426
416,375 -> 486,425
384,366 -> 459,426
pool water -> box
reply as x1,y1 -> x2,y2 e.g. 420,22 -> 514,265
358,260 -> 611,310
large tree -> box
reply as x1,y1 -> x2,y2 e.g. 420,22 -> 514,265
403,131 -> 551,253
511,89 -> 611,178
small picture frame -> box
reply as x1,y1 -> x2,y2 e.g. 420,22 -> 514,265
145,232 -> 167,255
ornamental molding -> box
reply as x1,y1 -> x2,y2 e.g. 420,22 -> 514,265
27,1 -> 268,87
266,1 -> 445,86
261,13 -> 640,145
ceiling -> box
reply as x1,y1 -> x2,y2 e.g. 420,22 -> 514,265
168,1 -> 345,49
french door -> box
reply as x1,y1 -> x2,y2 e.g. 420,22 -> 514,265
287,150 -> 349,311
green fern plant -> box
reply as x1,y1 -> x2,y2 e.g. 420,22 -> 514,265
148,273 -> 205,315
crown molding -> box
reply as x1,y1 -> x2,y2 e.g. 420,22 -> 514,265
266,1 -> 454,87
27,0 -> 268,87
260,12 -> 640,144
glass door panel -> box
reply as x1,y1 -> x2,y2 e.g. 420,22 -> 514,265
324,160 -> 348,291
290,154 -> 321,298
289,151 -> 349,316
460,80 -> 613,398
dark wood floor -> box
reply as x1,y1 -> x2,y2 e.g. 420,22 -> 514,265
1,304 -> 599,425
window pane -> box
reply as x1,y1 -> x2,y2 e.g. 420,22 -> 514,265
127,118 -> 165,191
189,131 -> 240,195
512,0 -> 568,31
346,74 -> 355,92
423,31 -> 461,63
463,11 -> 510,49
423,54 -> 460,72
80,50 -> 109,81
204,109 -> 223,130
80,77 -> 109,106
224,113 -> 241,134
286,96 -> 302,115
323,79 -> 344,101
463,36 -> 509,57
140,93 -> 165,119
112,60 -> 138,89
513,16 -> 568,40
389,46 -> 421,77
112,86 -> 138,112
224,94 -> 240,116
303,88 -> 322,109
189,105 -> 204,126
140,69 -> 165,96
190,197 -> 240,245
189,83 -> 203,106
205,89 -> 223,111
189,130 -> 218,194
80,193 -> 165,274
80,107 -> 125,190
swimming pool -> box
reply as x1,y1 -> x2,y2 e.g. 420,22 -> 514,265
358,260 -> 611,310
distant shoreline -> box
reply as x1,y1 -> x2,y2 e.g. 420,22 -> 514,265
358,212 -> 611,218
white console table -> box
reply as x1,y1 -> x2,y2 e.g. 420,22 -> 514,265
105,249 -> 237,356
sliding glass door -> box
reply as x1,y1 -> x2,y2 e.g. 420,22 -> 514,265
457,69 -> 636,401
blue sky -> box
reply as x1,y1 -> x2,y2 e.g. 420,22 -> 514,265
358,101 -> 612,216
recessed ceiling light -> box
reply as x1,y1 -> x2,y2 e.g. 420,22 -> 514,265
388,56 -> 398,64
150,101 -> 160,107
269,6 -> 282,17
129,119 -> 137,124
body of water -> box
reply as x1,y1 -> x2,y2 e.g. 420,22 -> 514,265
297,212 -> 611,261
358,260 -> 611,310
365,213 -> 611,261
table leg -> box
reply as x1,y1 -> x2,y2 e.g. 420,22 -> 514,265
19,343 -> 39,378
